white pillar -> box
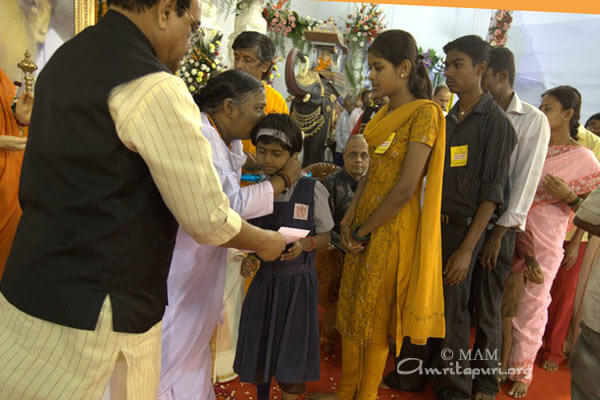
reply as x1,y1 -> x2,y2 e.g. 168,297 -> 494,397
228,0 -> 267,61
200,0 -> 219,31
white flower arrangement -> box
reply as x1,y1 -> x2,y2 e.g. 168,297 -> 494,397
178,31 -> 226,94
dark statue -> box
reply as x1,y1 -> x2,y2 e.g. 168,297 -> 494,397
285,26 -> 349,166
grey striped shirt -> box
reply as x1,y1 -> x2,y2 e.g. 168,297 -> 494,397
442,92 -> 517,218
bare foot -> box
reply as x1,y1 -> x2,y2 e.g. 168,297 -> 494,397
508,381 -> 529,398
541,359 -> 559,372
497,369 -> 508,383
474,392 -> 495,400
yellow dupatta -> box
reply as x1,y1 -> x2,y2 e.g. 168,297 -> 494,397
364,99 -> 446,347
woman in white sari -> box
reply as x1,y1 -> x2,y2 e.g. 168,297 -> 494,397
158,70 -> 300,400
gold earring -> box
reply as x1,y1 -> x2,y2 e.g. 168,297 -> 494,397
401,74 -> 407,78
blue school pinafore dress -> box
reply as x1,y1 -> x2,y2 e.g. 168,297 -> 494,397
234,177 -> 321,385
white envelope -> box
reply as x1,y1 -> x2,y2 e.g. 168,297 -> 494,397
278,226 -> 311,243
239,226 -> 310,253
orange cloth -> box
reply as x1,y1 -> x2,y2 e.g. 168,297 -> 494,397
241,82 -> 289,155
0,68 -> 24,278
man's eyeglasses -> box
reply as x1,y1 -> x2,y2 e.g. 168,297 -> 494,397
177,1 -> 201,39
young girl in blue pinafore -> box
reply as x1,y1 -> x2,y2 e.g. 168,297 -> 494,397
234,114 -> 334,400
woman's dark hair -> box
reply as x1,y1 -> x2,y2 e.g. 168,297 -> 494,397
251,114 -> 303,154
232,31 -> 276,80
542,85 -> 581,140
368,30 -> 432,100
193,70 -> 263,112
487,46 -> 516,87
443,35 -> 490,66
586,113 -> 600,127
107,0 -> 190,15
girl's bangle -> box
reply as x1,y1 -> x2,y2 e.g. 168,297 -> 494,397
567,196 -> 581,207
565,191 -> 577,203
352,225 -> 371,243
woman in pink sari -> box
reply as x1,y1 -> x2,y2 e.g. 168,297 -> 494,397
508,86 -> 600,398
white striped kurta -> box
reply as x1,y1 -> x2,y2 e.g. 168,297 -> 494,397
0,294 -> 161,400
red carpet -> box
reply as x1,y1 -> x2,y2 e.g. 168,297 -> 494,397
214,311 -> 572,400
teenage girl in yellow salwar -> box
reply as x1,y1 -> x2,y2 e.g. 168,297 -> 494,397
312,30 -> 447,400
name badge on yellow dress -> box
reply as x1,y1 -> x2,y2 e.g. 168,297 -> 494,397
374,132 -> 396,154
450,145 -> 468,167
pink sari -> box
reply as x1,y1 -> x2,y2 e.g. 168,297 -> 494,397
509,144 -> 600,384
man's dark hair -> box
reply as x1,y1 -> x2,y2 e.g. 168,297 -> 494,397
443,35 -> 490,66
107,0 -> 191,15
232,31 -> 276,80
586,113 -> 600,127
487,46 -> 516,87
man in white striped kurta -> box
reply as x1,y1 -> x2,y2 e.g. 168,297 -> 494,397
0,1 -> 286,399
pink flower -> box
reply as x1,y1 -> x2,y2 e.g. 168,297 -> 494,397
495,29 -> 502,36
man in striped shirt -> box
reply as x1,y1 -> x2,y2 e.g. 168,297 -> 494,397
435,34 -> 517,400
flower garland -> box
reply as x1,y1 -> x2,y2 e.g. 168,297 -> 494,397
343,3 -> 386,90
488,9 -> 513,47
344,4 -> 386,50
262,0 -> 319,55
178,30 -> 225,94
265,56 -> 283,86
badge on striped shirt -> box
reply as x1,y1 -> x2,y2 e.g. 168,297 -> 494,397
450,145 -> 468,167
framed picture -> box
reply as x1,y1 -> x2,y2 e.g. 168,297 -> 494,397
0,0 -> 96,82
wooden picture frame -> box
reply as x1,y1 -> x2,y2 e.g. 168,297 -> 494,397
75,0 -> 97,34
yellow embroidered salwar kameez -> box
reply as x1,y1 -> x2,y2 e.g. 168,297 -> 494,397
336,100 -> 446,400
